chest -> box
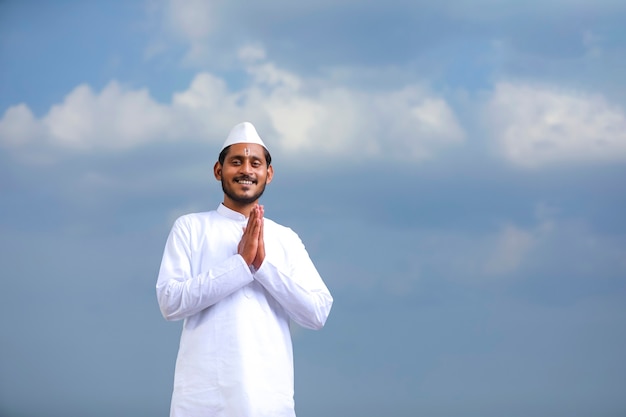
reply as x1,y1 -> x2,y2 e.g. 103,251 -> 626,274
187,219 -> 286,272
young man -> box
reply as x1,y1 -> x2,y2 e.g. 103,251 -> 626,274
156,122 -> 333,417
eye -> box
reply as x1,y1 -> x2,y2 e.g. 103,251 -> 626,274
231,159 -> 242,166
252,161 -> 261,168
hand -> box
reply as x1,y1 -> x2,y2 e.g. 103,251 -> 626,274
237,205 -> 261,266
252,205 -> 265,271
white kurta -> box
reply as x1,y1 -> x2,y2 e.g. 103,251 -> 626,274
156,204 -> 333,417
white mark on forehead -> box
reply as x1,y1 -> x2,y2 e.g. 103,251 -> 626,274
244,147 -> 250,156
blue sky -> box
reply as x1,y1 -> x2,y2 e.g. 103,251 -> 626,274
1,1 -> 626,416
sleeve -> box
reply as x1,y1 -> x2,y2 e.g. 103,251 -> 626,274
155,216 -> 254,321
253,229 -> 333,330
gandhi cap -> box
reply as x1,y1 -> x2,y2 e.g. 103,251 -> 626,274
221,122 -> 268,151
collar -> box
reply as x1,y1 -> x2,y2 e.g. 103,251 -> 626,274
217,203 -> 248,222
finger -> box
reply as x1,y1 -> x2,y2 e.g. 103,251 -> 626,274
253,215 -> 265,270
247,207 -> 256,226
258,206 -> 265,240
255,205 -> 263,241
244,208 -> 257,236
248,215 -> 261,239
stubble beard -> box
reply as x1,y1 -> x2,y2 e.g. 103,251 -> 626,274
221,178 -> 267,205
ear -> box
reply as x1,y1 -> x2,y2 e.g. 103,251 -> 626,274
213,161 -> 222,181
265,165 -> 274,185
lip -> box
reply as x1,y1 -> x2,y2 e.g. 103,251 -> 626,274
235,177 -> 256,186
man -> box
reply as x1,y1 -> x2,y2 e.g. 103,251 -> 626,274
156,121 -> 333,417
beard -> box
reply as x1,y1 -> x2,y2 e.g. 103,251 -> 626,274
221,177 -> 267,205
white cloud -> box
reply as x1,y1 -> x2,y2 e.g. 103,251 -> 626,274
387,211 -> 564,285
166,0 -> 218,64
321,212 -> 556,294
0,104 -> 44,147
0,46 -> 464,164
167,0 -> 214,41
483,224 -> 536,276
46,82 -> 173,150
143,0 -> 222,65
238,43 -> 267,63
486,82 -> 626,167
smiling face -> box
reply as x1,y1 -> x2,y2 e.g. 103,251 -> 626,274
214,143 -> 274,213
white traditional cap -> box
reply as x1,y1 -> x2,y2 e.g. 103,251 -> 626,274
221,122 -> 268,151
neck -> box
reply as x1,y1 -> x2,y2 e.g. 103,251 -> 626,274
222,199 -> 258,217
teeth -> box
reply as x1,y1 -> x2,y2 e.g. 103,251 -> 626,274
238,180 -> 253,185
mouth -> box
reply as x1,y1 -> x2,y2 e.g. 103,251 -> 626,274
235,177 -> 256,186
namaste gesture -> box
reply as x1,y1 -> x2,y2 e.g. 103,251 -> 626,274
238,204 -> 265,270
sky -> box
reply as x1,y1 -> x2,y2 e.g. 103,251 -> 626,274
1,0 -> 625,416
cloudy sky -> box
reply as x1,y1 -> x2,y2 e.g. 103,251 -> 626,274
1,1 -> 626,416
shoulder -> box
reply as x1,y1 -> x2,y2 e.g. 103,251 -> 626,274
171,211 -> 216,230
264,217 -> 302,243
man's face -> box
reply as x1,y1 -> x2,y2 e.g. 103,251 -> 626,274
214,143 -> 273,207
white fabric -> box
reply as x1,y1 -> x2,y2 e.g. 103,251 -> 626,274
221,121 -> 267,151
156,204 -> 333,417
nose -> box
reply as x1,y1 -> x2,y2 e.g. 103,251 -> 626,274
240,159 -> 253,174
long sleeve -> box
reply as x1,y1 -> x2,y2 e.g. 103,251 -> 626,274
253,227 -> 333,330
156,216 -> 253,321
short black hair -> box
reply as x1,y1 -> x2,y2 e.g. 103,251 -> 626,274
218,145 -> 272,167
